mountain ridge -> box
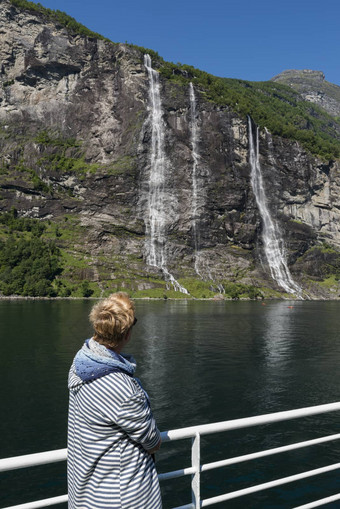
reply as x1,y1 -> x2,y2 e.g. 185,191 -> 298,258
4,1 -> 340,157
271,69 -> 340,118
1,0 -> 340,300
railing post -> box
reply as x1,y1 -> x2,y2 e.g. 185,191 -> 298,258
191,431 -> 200,509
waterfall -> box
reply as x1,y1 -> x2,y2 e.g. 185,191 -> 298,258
189,82 -> 201,276
144,54 -> 166,268
248,117 -> 301,296
144,55 -> 189,294
264,127 -> 276,166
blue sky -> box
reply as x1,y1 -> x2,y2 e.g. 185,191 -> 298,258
33,0 -> 339,85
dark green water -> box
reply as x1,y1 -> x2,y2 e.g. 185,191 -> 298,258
1,300 -> 340,508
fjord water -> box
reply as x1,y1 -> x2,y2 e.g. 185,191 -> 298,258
1,300 -> 340,508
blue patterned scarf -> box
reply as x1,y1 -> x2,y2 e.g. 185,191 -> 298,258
74,338 -> 136,382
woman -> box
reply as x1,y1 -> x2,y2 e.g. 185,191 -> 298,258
67,292 -> 162,508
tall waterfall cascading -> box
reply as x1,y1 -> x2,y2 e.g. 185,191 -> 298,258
248,117 -> 302,296
189,82 -> 201,276
144,54 -> 189,294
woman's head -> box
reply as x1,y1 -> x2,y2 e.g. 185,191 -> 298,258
89,292 -> 135,349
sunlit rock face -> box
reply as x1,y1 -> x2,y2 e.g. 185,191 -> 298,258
271,69 -> 340,118
1,0 -> 340,298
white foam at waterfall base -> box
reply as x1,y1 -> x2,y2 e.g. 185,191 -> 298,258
144,55 -> 189,295
248,117 -> 302,296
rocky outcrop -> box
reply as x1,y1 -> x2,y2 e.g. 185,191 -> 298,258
1,0 -> 340,298
271,69 -> 340,118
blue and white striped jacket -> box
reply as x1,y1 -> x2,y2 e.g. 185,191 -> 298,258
67,339 -> 162,508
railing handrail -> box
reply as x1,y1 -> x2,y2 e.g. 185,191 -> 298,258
161,401 -> 340,441
1,401 -> 340,509
2,401 -> 340,472
0,449 -> 67,473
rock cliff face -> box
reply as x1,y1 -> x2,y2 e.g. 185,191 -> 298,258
1,0 -> 340,299
271,69 -> 340,118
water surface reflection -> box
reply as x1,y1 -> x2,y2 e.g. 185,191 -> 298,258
1,300 -> 339,508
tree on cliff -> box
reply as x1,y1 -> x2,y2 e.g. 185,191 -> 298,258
0,213 -> 61,296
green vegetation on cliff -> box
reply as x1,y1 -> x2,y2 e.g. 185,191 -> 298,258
158,62 -> 340,160
0,211 -> 266,299
0,211 -> 61,296
9,0 -> 340,161
34,130 -> 81,148
9,0 -> 111,41
296,244 -> 340,280
0,211 -> 96,297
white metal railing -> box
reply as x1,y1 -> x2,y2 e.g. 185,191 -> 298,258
1,402 -> 340,509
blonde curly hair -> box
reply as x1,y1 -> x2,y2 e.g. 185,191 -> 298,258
89,292 -> 135,348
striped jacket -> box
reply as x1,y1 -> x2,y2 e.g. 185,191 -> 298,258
67,347 -> 162,509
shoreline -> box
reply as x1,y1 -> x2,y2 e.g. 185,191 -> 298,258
0,295 -> 337,302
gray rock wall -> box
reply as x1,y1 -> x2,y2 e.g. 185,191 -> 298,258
1,0 -> 340,297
